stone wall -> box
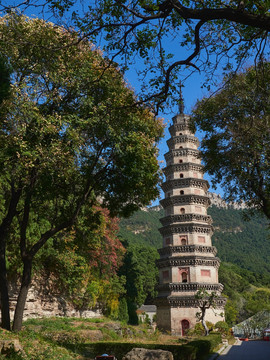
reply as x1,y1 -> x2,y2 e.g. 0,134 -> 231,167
5,281 -> 102,322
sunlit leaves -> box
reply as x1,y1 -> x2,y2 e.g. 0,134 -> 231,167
0,13 -> 164,329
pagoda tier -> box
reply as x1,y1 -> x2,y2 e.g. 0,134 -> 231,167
155,109 -> 226,336
162,178 -> 209,193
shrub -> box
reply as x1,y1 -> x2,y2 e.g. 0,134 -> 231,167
215,321 -> 230,334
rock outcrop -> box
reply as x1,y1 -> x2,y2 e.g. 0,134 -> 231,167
0,339 -> 25,357
6,281 -> 101,322
122,348 -> 173,360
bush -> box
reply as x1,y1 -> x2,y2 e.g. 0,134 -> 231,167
215,321 -> 230,334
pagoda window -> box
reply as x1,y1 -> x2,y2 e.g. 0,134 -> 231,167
180,208 -> 185,214
180,173 -> 184,178
181,272 -> 188,283
165,237 -> 171,245
179,146 -> 183,148
198,236 -> 205,243
201,269 -> 211,277
180,190 -> 184,195
179,133 -> 183,135
179,159 -> 183,163
181,238 -> 187,245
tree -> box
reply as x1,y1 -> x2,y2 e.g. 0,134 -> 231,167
0,14 -> 163,331
195,289 -> 222,336
118,243 -> 159,323
2,1 -> 270,110
192,63 -> 270,219
31,205 -> 126,314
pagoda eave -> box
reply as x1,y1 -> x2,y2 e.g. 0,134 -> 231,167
158,244 -> 217,256
160,195 -> 211,208
156,256 -> 221,269
157,282 -> 224,293
155,296 -> 227,308
159,223 -> 213,236
163,162 -> 204,175
160,213 -> 212,226
161,178 -> 209,193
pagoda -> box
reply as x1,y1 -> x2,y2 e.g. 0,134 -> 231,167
155,88 -> 226,335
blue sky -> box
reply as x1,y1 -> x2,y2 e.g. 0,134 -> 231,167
124,64 -> 224,203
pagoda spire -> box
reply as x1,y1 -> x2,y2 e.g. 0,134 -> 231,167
178,81 -> 184,114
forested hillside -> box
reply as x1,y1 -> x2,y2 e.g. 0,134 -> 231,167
209,206 -> 270,275
119,202 -> 270,325
119,204 -> 270,275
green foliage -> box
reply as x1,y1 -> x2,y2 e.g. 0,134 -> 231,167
119,243 -> 159,308
0,13 -> 164,330
0,316 -> 222,359
127,300 -> 139,325
88,338 -> 220,360
224,299 -> 238,326
209,205 -> 270,277
192,63 -> 270,219
214,321 -> 230,334
117,298 -> 129,323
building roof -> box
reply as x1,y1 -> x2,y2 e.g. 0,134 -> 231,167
137,305 -> 157,313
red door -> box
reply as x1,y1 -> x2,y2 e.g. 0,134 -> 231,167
181,319 -> 190,336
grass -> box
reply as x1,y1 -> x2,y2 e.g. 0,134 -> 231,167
0,317 -> 222,359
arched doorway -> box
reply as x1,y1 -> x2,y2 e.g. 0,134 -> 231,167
181,238 -> 187,245
181,319 -> 190,336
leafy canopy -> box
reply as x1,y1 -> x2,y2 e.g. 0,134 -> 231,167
0,13 -> 163,220
0,13 -> 163,331
192,63 -> 270,219
2,0 -> 270,111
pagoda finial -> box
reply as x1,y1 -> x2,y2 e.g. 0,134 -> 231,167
179,81 -> 184,114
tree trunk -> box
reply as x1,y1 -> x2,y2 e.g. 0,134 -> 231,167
200,307 -> 209,336
202,317 -> 209,336
0,245 -> 10,330
0,187 -> 22,330
12,259 -> 32,332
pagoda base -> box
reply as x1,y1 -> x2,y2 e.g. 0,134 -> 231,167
156,297 -> 225,335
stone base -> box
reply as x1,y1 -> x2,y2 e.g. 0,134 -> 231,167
157,305 -> 225,335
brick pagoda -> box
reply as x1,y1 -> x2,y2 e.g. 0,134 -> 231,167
155,89 -> 226,335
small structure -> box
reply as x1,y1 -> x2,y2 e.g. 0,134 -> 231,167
155,87 -> 226,335
137,305 -> 156,324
